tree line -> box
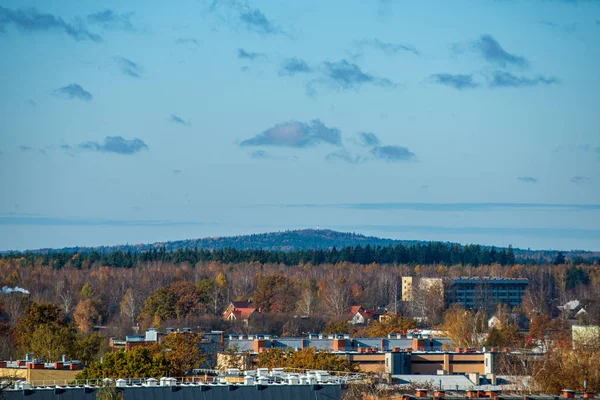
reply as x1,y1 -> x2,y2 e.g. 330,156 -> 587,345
3,242 -> 530,268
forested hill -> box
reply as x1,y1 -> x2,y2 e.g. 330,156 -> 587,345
27,229 -> 416,254
7,229 -> 598,264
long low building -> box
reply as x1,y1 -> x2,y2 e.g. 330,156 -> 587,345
226,333 -> 452,353
402,277 -> 529,309
219,336 -> 497,375
0,356 -> 82,385
1,369 -> 344,400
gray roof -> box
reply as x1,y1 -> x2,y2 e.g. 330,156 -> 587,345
392,375 -> 478,391
228,337 -> 452,353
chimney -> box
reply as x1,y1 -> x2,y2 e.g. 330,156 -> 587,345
413,338 -> 425,351
333,338 -> 345,352
254,339 -> 266,353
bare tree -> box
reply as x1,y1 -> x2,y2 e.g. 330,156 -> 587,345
55,278 -> 76,315
297,285 -> 317,316
120,288 -> 139,324
321,278 -> 351,317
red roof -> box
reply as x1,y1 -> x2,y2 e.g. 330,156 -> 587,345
230,301 -> 253,309
349,305 -> 365,314
358,310 -> 378,319
223,306 -> 258,320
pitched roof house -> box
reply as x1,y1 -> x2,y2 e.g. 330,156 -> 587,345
223,301 -> 260,324
349,306 -> 385,325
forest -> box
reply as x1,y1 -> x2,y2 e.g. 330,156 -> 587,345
8,242 -> 596,270
1,244 -> 599,393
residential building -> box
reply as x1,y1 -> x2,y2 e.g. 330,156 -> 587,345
402,277 -> 443,302
223,301 -> 260,325
402,277 -> 528,310
349,305 -> 384,325
218,335 -> 495,375
401,277 -> 413,301
0,355 -> 81,385
445,277 -> 528,309
110,328 -> 225,351
216,333 -> 500,375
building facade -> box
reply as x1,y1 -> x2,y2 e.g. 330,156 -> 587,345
445,278 -> 528,309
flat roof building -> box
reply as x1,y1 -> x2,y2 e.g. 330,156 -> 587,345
445,277 -> 528,309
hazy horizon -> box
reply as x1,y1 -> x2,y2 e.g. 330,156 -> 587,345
1,0 -> 599,252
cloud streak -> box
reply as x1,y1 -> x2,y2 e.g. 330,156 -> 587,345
250,149 -> 271,159
79,136 -> 148,155
237,48 -> 264,60
472,34 -> 528,68
571,176 -> 590,184
325,150 -> 365,164
87,9 -> 134,31
518,176 -> 538,183
430,73 -> 479,90
280,202 -> 600,212
0,6 -> 101,42
175,37 -> 199,45
371,146 -> 415,162
239,8 -> 285,36
170,115 -> 191,127
539,20 -> 577,33
356,38 -> 419,56
0,215 -> 205,227
241,119 -> 341,148
489,72 -> 559,88
319,60 -> 396,90
358,132 -> 380,147
114,57 -> 142,78
280,58 -> 312,76
53,84 -> 93,101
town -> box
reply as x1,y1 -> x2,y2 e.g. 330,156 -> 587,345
1,255 -> 599,398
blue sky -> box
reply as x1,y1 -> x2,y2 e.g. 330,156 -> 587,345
1,0 -> 599,251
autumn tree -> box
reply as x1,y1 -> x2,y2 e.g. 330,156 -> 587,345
28,324 -> 76,361
323,320 -> 354,335
74,299 -> 108,334
139,282 -> 204,324
528,314 -> 571,351
255,348 -> 358,372
80,283 -> 94,299
76,346 -> 169,380
160,333 -> 207,376
254,274 -> 298,313
77,334 -> 207,379
73,332 -> 106,365
531,339 -> 600,394
15,303 -> 77,359
364,314 -> 417,338
440,305 -> 487,348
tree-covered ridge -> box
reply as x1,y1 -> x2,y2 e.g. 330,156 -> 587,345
5,241 -> 597,269
15,229 -> 403,254
5,229 -> 598,262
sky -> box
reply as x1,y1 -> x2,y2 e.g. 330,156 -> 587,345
0,0 -> 599,251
